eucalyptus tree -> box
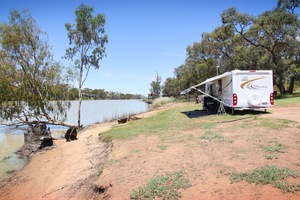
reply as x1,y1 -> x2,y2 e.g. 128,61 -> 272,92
277,0 -> 300,13
185,40 -> 216,79
65,3 -> 108,128
221,6 -> 300,93
0,9 -> 71,126
149,72 -> 162,98
166,0 -> 299,96
162,77 -> 182,97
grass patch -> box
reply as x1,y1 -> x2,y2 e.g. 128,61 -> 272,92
261,143 -> 287,153
201,123 -> 216,129
99,102 -> 294,143
257,118 -> 296,130
274,95 -> 300,107
157,145 -> 168,150
200,131 -> 224,141
265,155 -> 278,160
130,170 -> 191,200
100,103 -> 221,142
149,97 -> 176,110
230,165 -> 300,193
100,108 -> 178,141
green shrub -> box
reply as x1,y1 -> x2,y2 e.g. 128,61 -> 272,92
230,165 -> 300,193
130,170 -> 191,200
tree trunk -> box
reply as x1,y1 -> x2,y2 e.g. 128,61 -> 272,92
78,64 -> 83,128
288,76 -> 295,94
276,78 -> 286,94
78,88 -> 82,128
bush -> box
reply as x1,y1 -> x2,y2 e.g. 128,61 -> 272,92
130,170 -> 191,200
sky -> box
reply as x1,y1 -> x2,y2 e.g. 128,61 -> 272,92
0,0 -> 279,96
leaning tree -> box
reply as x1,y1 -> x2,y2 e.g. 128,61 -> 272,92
65,3 -> 108,128
0,9 -> 72,127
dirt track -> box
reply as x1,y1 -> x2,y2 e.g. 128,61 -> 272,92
0,103 -> 299,200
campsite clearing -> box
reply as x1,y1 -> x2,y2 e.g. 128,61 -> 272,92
0,100 -> 300,200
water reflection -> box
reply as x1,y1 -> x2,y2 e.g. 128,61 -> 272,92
0,126 -> 26,180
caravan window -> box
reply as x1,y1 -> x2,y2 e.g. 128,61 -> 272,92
218,79 -> 222,94
205,83 -> 212,95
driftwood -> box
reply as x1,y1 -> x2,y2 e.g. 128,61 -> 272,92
64,126 -> 78,142
18,122 -> 54,158
118,116 -> 141,124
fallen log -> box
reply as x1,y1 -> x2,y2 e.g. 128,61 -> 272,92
18,122 -> 54,158
117,116 -> 141,124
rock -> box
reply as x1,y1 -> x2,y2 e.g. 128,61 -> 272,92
18,122 -> 54,158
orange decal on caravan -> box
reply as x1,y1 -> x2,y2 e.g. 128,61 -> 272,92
240,77 -> 265,89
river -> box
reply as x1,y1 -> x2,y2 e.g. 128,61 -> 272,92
0,99 -> 148,181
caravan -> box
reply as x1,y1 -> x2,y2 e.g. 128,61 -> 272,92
181,70 -> 274,113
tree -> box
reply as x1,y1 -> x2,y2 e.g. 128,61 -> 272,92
149,72 -> 162,98
162,77 -> 180,97
221,7 -> 300,93
163,1 -> 299,96
277,0 -> 300,13
65,3 -> 108,128
0,9 -> 71,126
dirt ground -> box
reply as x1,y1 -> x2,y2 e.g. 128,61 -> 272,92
0,103 -> 299,200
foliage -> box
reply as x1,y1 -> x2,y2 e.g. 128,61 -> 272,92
162,77 -> 180,98
65,3 -> 108,127
162,0 -> 300,97
130,170 -> 191,200
149,97 -> 175,110
0,9 -> 71,126
230,165 -> 300,193
150,72 -> 162,98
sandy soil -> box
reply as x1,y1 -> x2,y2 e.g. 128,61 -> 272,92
0,103 -> 300,200
0,122 -> 113,200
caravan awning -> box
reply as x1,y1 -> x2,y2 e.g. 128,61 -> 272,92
180,71 -> 232,95
180,81 -> 206,95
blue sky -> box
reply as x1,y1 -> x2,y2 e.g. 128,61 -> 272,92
0,0 -> 278,96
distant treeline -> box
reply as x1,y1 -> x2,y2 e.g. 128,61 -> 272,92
68,87 -> 144,100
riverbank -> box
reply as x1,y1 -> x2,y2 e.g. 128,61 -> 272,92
0,99 -> 148,182
1,100 -> 300,199
0,101 -> 173,200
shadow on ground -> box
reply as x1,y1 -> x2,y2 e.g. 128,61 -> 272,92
181,109 -> 270,119
181,109 -> 214,119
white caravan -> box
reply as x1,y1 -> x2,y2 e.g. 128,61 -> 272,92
181,70 -> 274,112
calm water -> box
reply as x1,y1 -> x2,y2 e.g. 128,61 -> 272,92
0,100 -> 148,180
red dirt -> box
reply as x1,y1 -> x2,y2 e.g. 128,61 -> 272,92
0,103 -> 299,200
